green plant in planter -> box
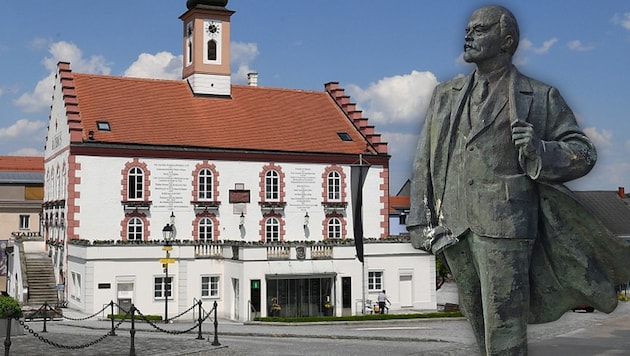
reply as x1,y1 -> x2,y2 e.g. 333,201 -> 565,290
0,296 -> 23,318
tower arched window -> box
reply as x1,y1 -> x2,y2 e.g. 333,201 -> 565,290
198,218 -> 213,242
198,168 -> 213,200
265,217 -> 280,242
128,167 -> 144,200
207,40 -> 217,61
127,217 -> 143,241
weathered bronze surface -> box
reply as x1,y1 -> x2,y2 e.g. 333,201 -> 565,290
408,5 -> 630,355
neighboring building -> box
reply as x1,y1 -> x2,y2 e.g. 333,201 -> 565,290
0,156 -> 44,296
574,187 -> 630,243
42,0 -> 435,320
390,180 -> 410,236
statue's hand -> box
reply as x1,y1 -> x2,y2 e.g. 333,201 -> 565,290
410,226 -> 433,252
511,120 -> 542,158
410,226 -> 457,255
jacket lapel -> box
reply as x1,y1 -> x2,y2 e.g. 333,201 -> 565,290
509,67 -> 533,124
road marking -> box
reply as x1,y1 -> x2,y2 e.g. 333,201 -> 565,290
353,326 -> 431,331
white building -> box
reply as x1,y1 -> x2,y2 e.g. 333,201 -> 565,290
42,0 -> 436,321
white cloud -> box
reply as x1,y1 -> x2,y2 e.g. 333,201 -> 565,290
8,148 -> 44,157
15,41 -> 111,113
583,127 -> 613,150
0,119 -> 46,139
124,52 -> 182,80
612,13 -> 630,31
528,38 -> 558,54
231,42 -> 259,84
345,70 -> 438,126
567,40 -> 594,52
538,38 -> 559,53
381,131 -> 419,191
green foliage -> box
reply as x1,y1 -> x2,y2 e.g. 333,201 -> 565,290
618,293 -> 629,302
106,313 -> 163,321
0,296 -> 23,318
436,257 -> 450,280
254,311 -> 463,323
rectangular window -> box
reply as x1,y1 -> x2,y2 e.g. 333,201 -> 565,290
154,276 -> 173,299
19,215 -> 30,229
71,272 -> 82,301
368,271 -> 383,291
201,276 -> 220,298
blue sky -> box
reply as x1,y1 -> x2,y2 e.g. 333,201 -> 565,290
1,1 -> 629,192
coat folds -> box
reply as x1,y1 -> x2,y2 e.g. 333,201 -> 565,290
529,183 -> 630,323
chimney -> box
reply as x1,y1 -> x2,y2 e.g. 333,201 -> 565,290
247,72 -> 258,87
619,186 -> 626,198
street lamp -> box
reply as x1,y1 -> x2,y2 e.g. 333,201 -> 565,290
161,214 -> 174,324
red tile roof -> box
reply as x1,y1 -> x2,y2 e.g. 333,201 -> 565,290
0,156 -> 44,172
389,196 -> 410,213
67,71 -> 387,156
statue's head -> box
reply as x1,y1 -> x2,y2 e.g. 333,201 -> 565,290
463,5 -> 519,65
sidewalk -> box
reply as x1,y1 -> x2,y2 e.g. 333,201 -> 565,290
5,308 -> 226,356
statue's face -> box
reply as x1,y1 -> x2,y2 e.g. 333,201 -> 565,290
463,9 -> 505,64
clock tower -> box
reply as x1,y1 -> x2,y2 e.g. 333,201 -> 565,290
180,0 -> 235,96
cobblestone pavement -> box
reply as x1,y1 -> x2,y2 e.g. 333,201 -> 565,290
6,284 -> 630,356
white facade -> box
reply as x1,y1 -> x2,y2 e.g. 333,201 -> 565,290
66,238 -> 435,320
52,154 -> 436,320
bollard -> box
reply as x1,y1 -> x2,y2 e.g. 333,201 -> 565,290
110,301 -> 117,336
42,302 -> 48,333
196,300 -> 203,340
211,301 -> 220,346
129,304 -> 136,356
4,311 -> 12,356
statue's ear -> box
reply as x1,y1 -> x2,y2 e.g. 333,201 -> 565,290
502,35 -> 514,53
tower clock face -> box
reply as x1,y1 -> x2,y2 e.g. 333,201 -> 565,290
206,21 -> 220,37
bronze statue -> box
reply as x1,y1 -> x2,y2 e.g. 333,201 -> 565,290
408,5 -> 630,355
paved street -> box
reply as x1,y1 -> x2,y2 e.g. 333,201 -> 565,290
5,285 -> 630,355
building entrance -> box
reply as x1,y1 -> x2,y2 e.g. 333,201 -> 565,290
266,276 -> 334,317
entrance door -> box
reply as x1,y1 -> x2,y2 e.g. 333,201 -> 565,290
341,277 -> 352,316
250,279 -> 261,319
399,274 -> 413,307
117,282 -> 134,314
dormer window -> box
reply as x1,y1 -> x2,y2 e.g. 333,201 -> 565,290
97,121 -> 111,131
337,132 -> 352,141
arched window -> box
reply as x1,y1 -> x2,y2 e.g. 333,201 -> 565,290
198,217 -> 213,242
128,167 -> 144,200
327,217 -> 341,239
127,217 -> 143,241
187,39 -> 193,65
265,217 -> 280,242
265,170 -> 279,202
198,168 -> 213,200
327,171 -> 341,201
207,40 -> 217,61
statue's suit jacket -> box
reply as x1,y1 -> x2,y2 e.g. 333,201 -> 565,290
409,66 -> 630,323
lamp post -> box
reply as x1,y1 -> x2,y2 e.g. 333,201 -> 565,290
161,215 -> 174,324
